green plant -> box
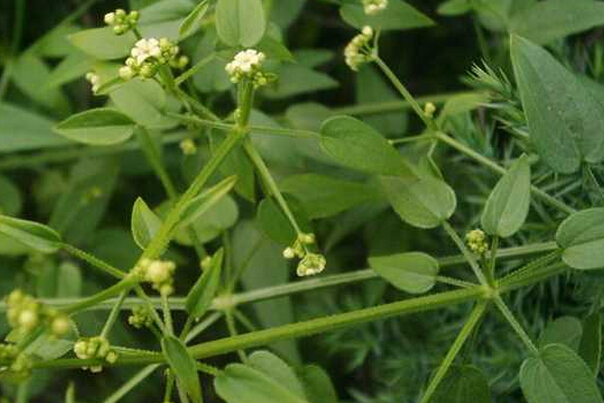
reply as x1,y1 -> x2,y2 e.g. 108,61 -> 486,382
1,0 -> 604,402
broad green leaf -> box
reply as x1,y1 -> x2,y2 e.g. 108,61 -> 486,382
579,313 -> 602,376
161,336 -> 203,403
138,0 -> 198,39
439,92 -> 490,119
215,0 -> 266,47
509,0 -> 604,45
556,208 -> 604,270
369,252 -> 439,294
11,53 -> 70,113
248,351 -> 304,397
429,365 -> 491,403
256,197 -> 311,246
511,36 -> 604,173
131,198 -> 162,250
0,103 -> 71,152
215,362 -> 308,403
185,249 -> 223,319
520,344 -> 603,403
221,145 -> 255,202
481,154 -> 531,237
68,27 -> 136,60
46,51 -> 95,89
437,0 -> 472,16
272,0 -> 306,29
179,176 -> 238,229
54,108 -> 136,146
174,195 -> 238,245
298,365 -> 338,403
380,174 -> 456,229
250,110 -> 305,169
0,176 -> 22,217
320,116 -> 416,178
179,0 -> 210,39
340,0 -> 434,31
539,317 -> 583,351
262,65 -> 338,99
0,215 -> 62,253
109,79 -> 178,129
280,174 -> 381,219
32,24 -> 80,57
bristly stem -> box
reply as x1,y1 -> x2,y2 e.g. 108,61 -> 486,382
137,126 -> 179,200
418,302 -> 488,403
494,296 -> 539,355
62,243 -> 125,279
100,290 -> 128,338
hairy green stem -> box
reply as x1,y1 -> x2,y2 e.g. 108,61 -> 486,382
137,127 -> 178,200
494,296 -> 539,355
100,290 -> 128,338
63,278 -> 138,315
175,54 -> 214,86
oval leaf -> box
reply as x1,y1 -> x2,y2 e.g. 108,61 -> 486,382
481,154 -> 531,237
520,344 -> 603,403
161,336 -> 203,403
380,174 -> 456,229
579,313 -> 602,376
68,27 -> 135,60
131,198 -> 162,250
511,35 -> 604,173
186,249 -> 223,319
340,0 -> 434,31
320,116 -> 416,178
556,208 -> 604,270
369,252 -> 439,294
0,215 -> 62,253
178,176 -> 237,229
298,365 -> 338,403
539,316 -> 583,351
215,0 -> 266,47
54,108 -> 136,146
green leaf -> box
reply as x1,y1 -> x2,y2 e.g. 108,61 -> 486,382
380,174 -> 456,229
54,108 -> 136,146
298,365 -> 338,403
429,365 -> 491,403
280,174 -> 381,219
178,176 -> 238,229
509,0 -> 604,45
0,103 -> 71,152
109,79 -> 178,129
185,249 -> 223,319
262,65 -> 338,99
0,175 -> 22,217
539,317 -> 583,351
340,0 -> 434,31
556,208 -> 604,270
215,354 -> 309,403
579,313 -> 602,376
437,0 -> 472,16
161,336 -> 203,403
519,344 -> 603,403
174,195 -> 239,245
369,252 -> 439,294
131,198 -> 162,250
256,197 -> 311,246
216,0 -> 266,47
320,116 -> 416,178
511,35 -> 604,173
179,0 -> 210,39
0,215 -> 62,253
481,154 -> 531,237
68,27 -> 136,60
37,262 -> 82,298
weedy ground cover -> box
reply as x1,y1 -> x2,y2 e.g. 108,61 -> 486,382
1,0 -> 604,402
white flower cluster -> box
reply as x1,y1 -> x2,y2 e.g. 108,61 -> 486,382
119,38 -> 187,80
363,0 -> 388,15
344,26 -> 375,71
132,259 -> 177,296
283,233 -> 327,277
225,49 -> 273,87
104,9 -> 139,35
85,72 -> 101,94
466,229 -> 488,254
74,336 -> 118,373
5,290 -> 70,338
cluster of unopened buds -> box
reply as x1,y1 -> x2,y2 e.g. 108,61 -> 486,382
283,233 -> 327,276
466,229 -> 489,254
73,336 -> 118,373
179,138 -> 198,156
344,26 -> 375,71
424,102 -> 437,118
225,49 -> 275,88
5,290 -> 71,338
0,343 -> 31,380
85,72 -> 101,94
128,305 -> 154,329
104,9 -> 140,35
132,259 -> 177,296
119,37 -> 188,81
362,0 -> 388,15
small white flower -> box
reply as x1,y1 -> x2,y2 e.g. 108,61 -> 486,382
344,26 -> 375,71
119,66 -> 135,80
104,12 -> 116,25
85,72 -> 101,93
131,38 -> 161,64
283,247 -> 295,259
363,0 -> 388,15
296,253 -> 326,277
225,49 -> 266,83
